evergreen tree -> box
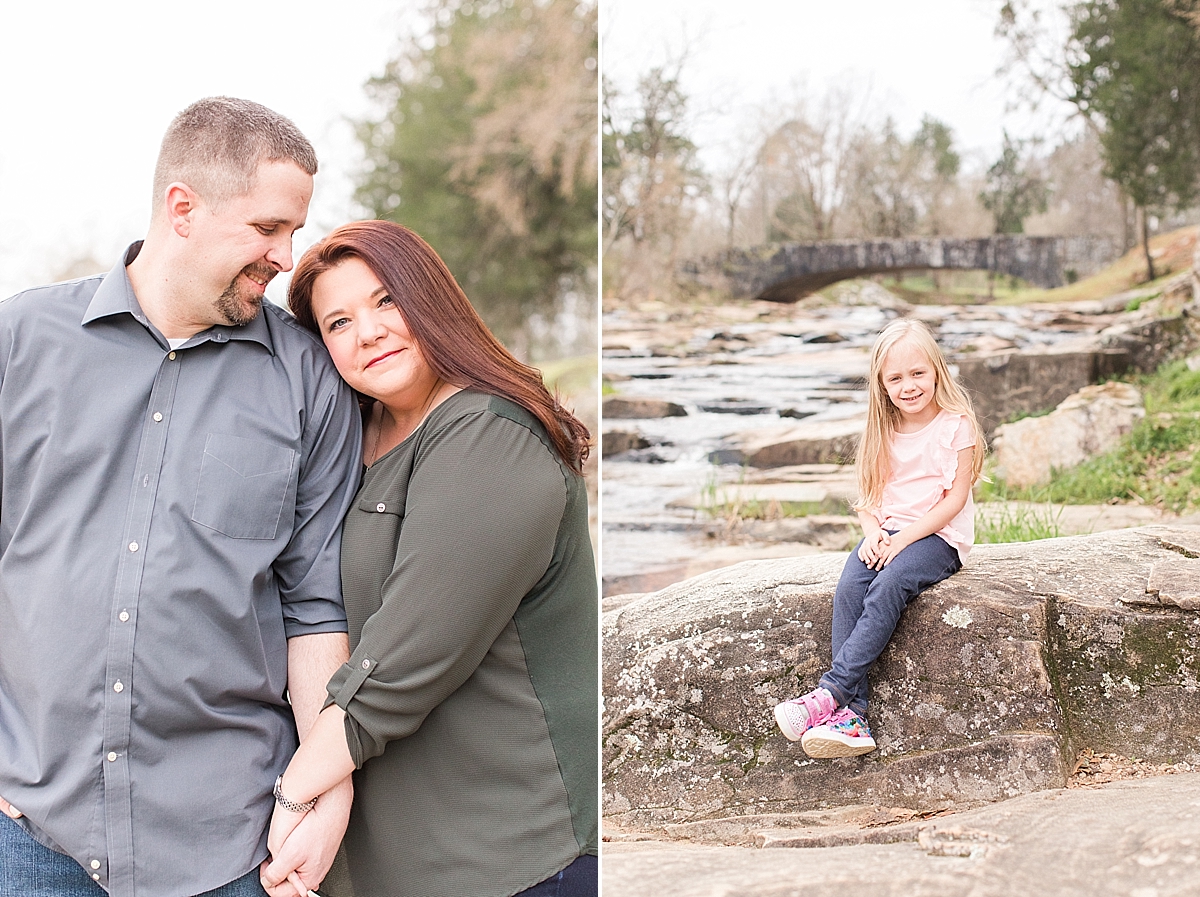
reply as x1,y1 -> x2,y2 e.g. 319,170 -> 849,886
979,131 -> 1048,234
1068,0 -> 1200,280
356,0 -> 597,357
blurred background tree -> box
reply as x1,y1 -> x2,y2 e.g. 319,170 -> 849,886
1066,0 -> 1200,280
356,0 -> 597,360
979,131 -> 1049,234
602,62 -> 707,300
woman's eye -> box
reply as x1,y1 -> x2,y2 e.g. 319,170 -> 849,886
327,317 -> 349,332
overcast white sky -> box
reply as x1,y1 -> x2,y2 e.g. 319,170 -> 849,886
3,2 -> 1068,301
0,1 -> 417,301
602,0 -> 1067,176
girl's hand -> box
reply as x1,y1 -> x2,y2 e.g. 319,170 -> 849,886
878,531 -> 912,567
858,530 -> 890,568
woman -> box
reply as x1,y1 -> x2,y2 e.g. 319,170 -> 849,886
264,220 -> 597,897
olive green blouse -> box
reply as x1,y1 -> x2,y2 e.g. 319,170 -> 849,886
325,389 -> 597,897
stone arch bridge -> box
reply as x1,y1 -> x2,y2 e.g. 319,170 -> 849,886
681,235 -> 1120,302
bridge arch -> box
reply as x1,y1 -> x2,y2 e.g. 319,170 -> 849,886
681,235 -> 1119,302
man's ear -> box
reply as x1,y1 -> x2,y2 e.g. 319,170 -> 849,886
164,183 -> 199,237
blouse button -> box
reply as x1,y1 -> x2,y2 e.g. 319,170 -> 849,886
361,659 -> 371,670
376,503 -> 386,512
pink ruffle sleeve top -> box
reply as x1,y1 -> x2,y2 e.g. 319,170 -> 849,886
872,409 -> 976,562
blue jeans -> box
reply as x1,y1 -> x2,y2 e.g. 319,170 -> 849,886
0,813 -> 267,897
515,855 -> 597,897
819,532 -> 961,716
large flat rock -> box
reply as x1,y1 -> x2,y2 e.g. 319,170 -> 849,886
603,526 -> 1200,828
720,417 -> 866,468
602,773 -> 1200,897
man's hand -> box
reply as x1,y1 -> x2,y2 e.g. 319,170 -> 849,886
0,797 -> 22,819
260,778 -> 352,896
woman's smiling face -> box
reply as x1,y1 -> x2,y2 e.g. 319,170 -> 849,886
309,256 -> 439,408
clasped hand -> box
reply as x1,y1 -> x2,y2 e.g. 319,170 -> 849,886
858,529 -> 910,570
259,780 -> 352,897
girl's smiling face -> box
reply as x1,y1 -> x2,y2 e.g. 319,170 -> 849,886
881,337 -> 939,427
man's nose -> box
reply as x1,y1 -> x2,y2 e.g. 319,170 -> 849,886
265,236 -> 294,273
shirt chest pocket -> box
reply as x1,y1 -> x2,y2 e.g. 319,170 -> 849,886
191,433 -> 298,540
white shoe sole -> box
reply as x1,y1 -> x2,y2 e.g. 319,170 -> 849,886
773,702 -> 808,742
801,727 -> 876,758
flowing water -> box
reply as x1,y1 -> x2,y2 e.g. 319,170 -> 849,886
601,295 -> 1121,596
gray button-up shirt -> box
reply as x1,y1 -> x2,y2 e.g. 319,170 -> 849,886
0,244 -> 362,897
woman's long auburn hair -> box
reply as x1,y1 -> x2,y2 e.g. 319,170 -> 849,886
855,319 -> 986,511
288,220 -> 590,473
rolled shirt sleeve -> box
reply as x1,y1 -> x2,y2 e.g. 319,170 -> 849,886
327,402 -> 567,766
275,371 -> 363,637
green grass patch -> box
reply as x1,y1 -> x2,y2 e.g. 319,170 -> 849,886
983,361 -> 1200,513
698,467 -> 847,521
874,270 -> 1035,305
976,502 -> 1064,543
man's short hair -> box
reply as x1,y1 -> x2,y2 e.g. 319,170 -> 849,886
152,97 -> 318,209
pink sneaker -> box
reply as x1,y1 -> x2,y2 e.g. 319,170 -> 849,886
800,707 -> 876,758
773,687 -> 837,741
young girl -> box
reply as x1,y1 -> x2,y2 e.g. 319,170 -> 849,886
774,319 -> 986,758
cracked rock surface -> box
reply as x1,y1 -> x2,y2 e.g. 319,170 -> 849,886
603,772 -> 1200,897
603,525 -> 1200,829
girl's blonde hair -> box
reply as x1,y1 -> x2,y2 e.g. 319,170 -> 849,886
854,319 -> 986,511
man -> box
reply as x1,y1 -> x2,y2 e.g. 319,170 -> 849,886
0,98 -> 360,897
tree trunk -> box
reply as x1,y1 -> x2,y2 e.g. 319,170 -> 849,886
1140,205 -> 1156,283
1120,190 -> 1135,254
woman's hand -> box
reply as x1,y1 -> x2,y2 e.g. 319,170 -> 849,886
261,777 -> 353,897
266,802 -> 307,870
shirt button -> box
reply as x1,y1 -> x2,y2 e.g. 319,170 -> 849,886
361,659 -> 371,670
153,412 -> 163,422
118,611 -> 130,622
376,503 -> 386,512
107,752 -> 117,762
128,542 -> 138,552
91,860 -> 101,870
113,681 -> 124,693
93,874 -> 101,881
168,351 -> 177,360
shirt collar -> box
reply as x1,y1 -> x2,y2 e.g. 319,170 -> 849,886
82,241 -> 276,356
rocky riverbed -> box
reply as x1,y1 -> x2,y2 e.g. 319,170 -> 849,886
601,278 -> 1198,596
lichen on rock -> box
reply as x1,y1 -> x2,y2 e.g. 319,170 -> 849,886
603,526 -> 1200,826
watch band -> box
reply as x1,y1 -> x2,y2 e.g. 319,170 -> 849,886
273,775 -> 318,814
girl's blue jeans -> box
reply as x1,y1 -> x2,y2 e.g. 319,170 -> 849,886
819,532 -> 962,716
